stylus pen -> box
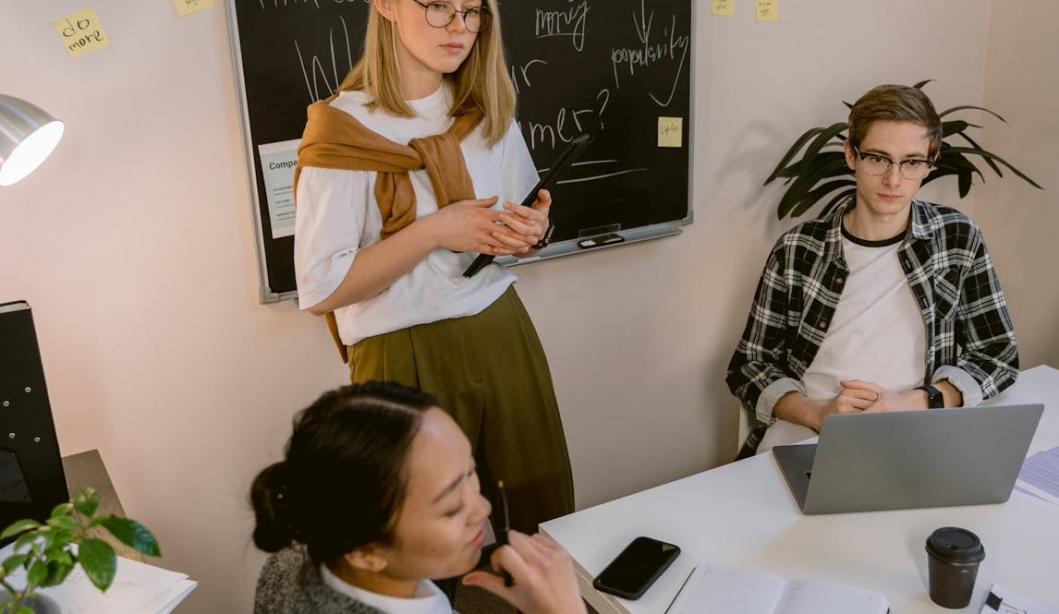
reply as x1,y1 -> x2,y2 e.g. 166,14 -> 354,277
496,480 -> 513,587
662,566 -> 697,614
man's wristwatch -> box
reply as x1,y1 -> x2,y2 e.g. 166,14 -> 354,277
917,384 -> 944,409
531,221 -> 555,250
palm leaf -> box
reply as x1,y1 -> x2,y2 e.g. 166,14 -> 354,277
944,146 -> 1042,189
939,104 -> 1007,123
777,152 -> 849,218
790,178 -> 856,218
765,126 -> 829,184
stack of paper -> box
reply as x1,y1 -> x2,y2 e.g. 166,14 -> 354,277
0,542 -> 196,614
1016,445 -> 1059,509
38,555 -> 196,614
980,583 -> 1059,614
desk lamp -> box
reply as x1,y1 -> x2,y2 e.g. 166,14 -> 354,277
0,94 -> 65,186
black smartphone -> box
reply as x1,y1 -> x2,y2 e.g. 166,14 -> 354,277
592,536 -> 681,600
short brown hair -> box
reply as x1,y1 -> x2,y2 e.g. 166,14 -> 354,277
848,84 -> 942,158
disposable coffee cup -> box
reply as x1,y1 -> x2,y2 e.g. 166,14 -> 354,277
925,526 -> 985,609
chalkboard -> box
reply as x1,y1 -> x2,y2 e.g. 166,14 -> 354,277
226,0 -> 694,302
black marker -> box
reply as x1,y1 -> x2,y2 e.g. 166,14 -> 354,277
496,480 -> 513,587
463,134 -> 593,277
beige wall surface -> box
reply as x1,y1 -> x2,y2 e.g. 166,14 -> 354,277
4,0 -> 1051,611
979,0 -> 1059,370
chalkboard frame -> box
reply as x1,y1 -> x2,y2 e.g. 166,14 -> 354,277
225,0 -> 695,303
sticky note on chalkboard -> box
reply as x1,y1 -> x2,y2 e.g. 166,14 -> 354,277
658,117 -> 683,148
54,7 -> 110,58
756,0 -> 778,22
711,0 -> 734,16
173,0 -> 214,16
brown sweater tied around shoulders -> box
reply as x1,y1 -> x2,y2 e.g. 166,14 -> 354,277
293,96 -> 484,363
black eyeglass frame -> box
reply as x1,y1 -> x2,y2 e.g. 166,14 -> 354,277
409,0 -> 492,33
852,147 -> 935,180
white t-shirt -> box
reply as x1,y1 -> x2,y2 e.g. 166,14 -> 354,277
801,231 -> 925,401
294,85 -> 539,346
319,564 -> 454,614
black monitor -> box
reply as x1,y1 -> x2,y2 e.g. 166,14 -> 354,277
0,301 -> 68,546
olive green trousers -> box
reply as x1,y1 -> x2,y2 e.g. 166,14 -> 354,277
348,286 -> 575,533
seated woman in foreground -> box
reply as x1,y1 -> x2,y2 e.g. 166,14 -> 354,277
250,381 -> 586,614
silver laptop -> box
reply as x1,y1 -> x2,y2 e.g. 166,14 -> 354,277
772,404 -> 1044,515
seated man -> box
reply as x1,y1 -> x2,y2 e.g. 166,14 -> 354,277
726,84 -> 1019,458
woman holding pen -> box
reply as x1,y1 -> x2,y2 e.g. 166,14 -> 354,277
291,0 -> 574,535
251,382 -> 587,614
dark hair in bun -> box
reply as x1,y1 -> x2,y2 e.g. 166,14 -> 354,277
249,381 -> 437,564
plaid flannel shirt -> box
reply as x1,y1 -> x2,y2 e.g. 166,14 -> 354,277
726,199 -> 1018,453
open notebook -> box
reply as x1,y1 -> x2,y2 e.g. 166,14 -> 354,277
666,565 -> 888,614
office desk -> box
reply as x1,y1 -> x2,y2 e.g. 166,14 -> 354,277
61,449 -> 144,561
541,365 -> 1059,614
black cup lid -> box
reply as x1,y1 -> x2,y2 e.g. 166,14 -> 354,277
926,526 -> 985,563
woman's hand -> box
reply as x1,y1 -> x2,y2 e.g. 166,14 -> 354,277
493,189 -> 552,253
423,196 -> 520,257
462,531 -> 588,614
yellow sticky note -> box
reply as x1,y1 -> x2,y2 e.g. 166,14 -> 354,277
756,0 -> 778,22
658,117 -> 683,148
173,0 -> 214,16
711,0 -> 734,16
54,7 -> 110,58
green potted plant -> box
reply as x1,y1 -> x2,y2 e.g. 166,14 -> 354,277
764,80 -> 1043,219
0,486 -> 160,614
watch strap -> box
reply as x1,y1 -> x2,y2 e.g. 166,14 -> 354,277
916,384 -> 944,409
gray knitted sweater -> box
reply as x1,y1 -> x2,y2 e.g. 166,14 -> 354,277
254,547 -> 389,614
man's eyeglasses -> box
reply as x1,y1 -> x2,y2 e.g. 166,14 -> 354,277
853,147 -> 934,181
410,0 -> 491,33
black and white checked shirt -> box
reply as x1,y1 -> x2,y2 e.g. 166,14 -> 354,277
726,199 -> 1018,435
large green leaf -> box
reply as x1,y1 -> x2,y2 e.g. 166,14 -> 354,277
99,517 -> 161,557
72,487 -> 100,519
798,122 -> 849,169
1,520 -> 40,540
777,152 -> 849,218
766,126 -> 830,184
939,104 -> 1006,123
790,179 -> 856,218
78,538 -> 117,591
944,147 -> 1043,189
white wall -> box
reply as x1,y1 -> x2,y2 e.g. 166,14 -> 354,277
5,1 -> 1048,611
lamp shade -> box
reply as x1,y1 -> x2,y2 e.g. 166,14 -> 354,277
0,94 -> 65,187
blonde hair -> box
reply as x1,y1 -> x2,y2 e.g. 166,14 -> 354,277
340,0 -> 516,145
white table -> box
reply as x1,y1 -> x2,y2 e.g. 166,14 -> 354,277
542,365 -> 1059,614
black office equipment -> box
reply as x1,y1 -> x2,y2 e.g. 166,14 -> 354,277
0,301 -> 69,546
464,133 -> 593,277
225,0 -> 694,302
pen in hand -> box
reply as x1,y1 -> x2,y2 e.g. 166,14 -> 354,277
495,480 -> 513,587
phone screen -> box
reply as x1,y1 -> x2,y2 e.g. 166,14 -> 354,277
592,536 -> 681,600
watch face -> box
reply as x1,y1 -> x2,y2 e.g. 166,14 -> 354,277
926,386 -> 944,409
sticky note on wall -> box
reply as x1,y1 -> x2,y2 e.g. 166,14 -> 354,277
54,7 -> 110,58
658,117 -> 683,148
711,0 -> 734,16
756,0 -> 778,22
173,0 -> 215,16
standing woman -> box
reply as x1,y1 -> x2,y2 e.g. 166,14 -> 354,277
292,0 -> 574,533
